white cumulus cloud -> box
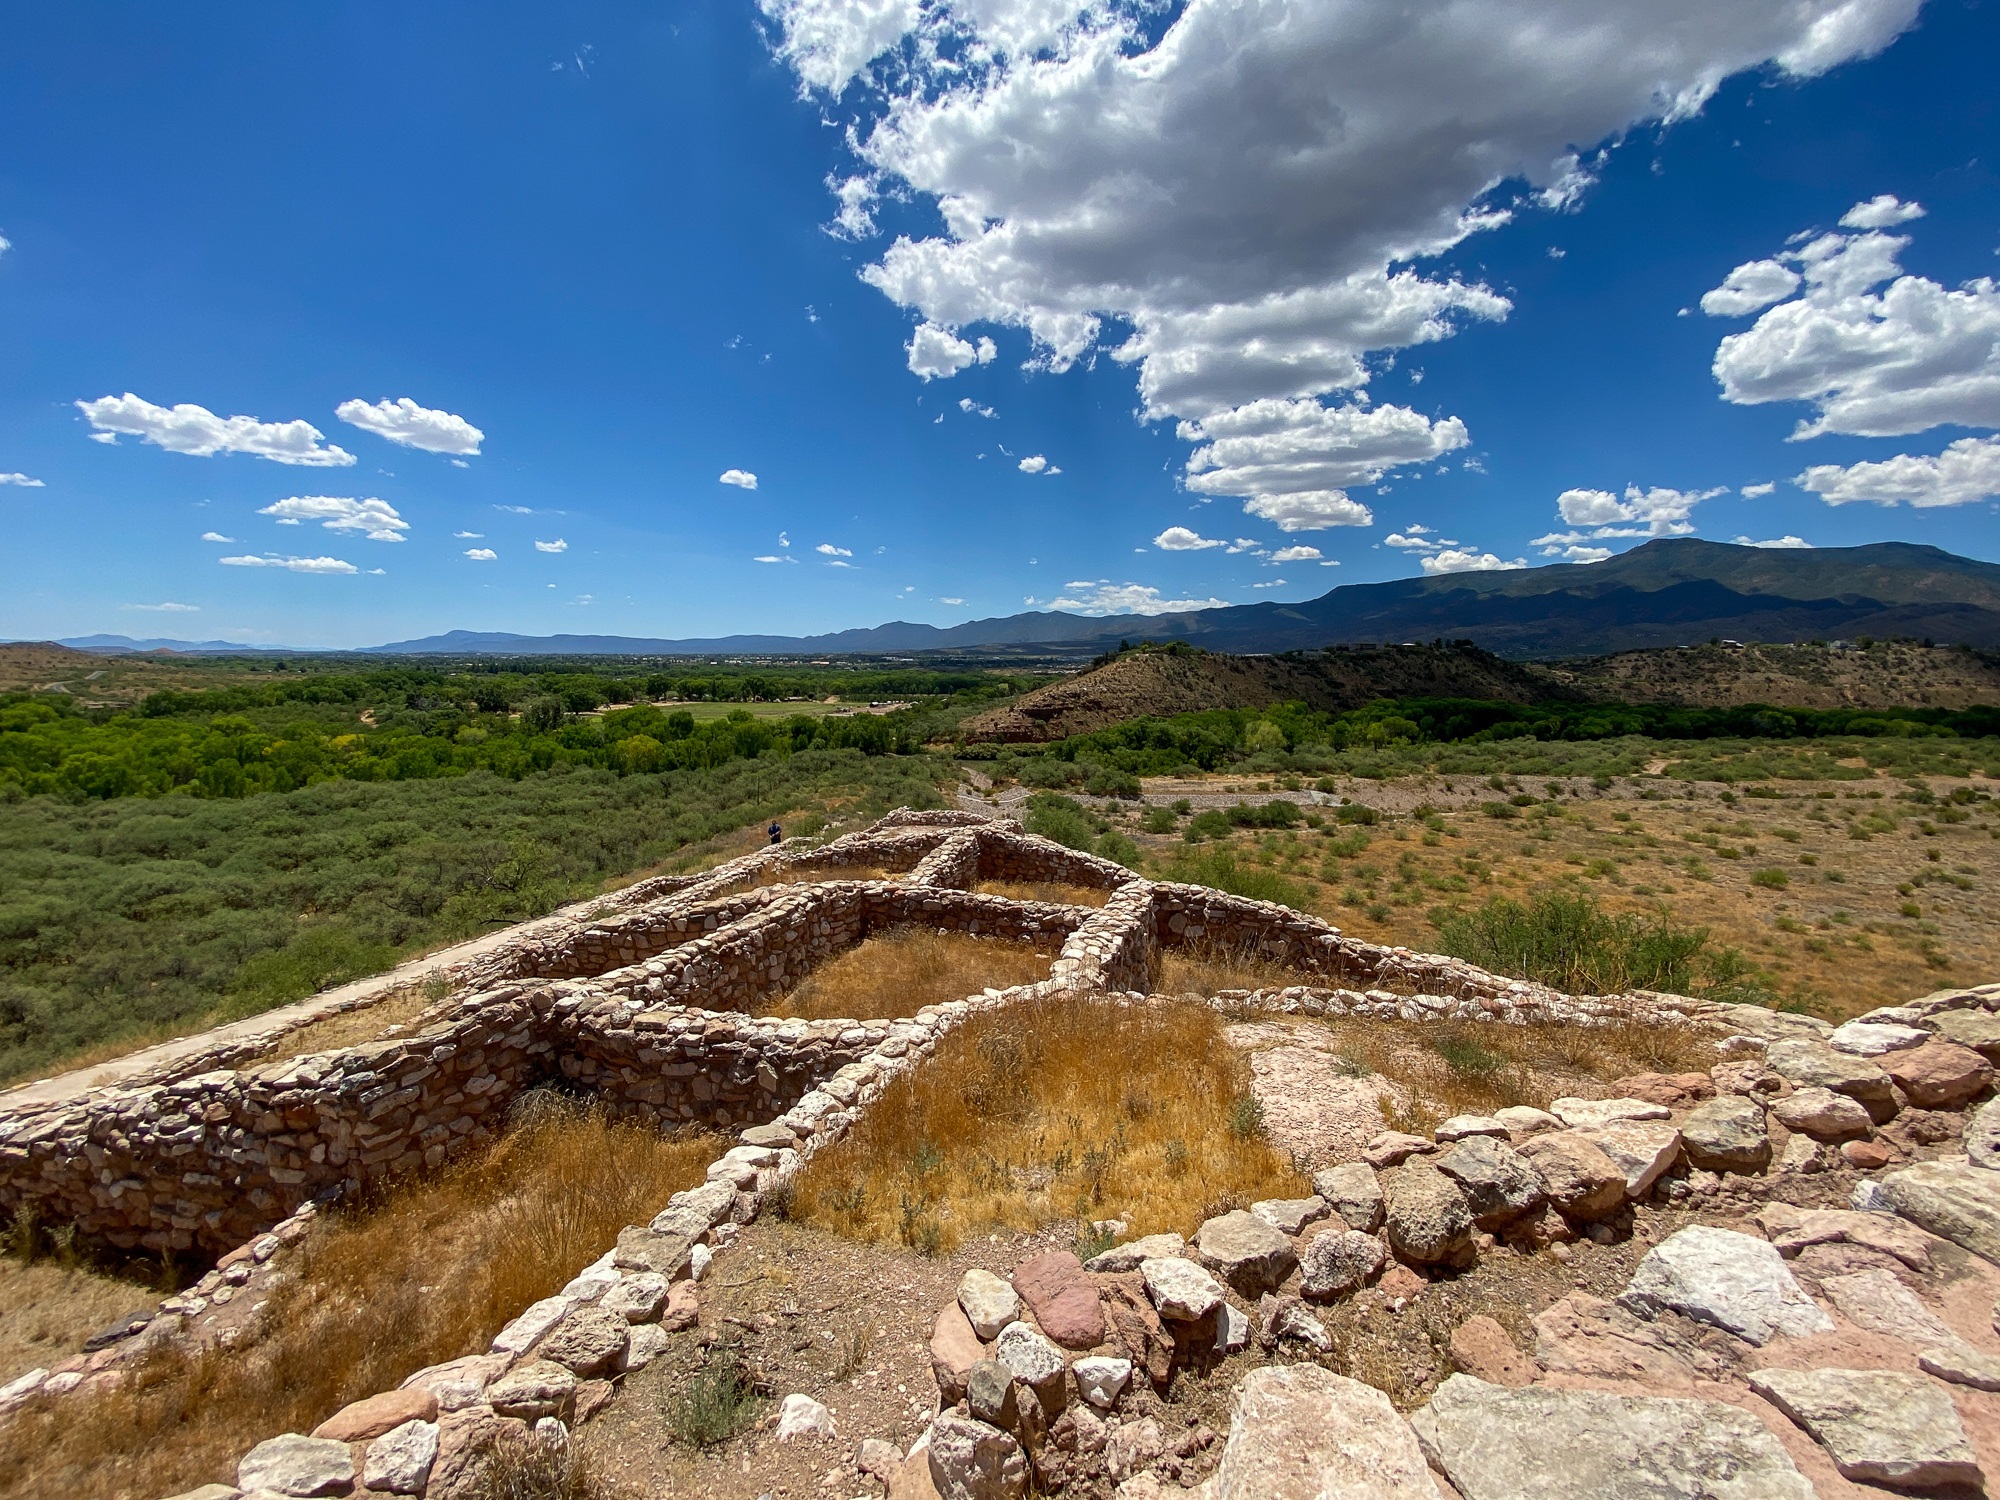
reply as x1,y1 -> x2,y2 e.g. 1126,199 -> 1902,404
464,548 -> 497,561
0,472 -> 44,487
77,394 -> 355,466
1708,207 -> 2000,438
765,0 -> 1919,524
220,553 -> 359,574
1552,484 -> 1724,536
939,596 -> 966,605
817,542 -> 854,556
1050,581 -> 1232,615
1421,549 -> 1524,575
335,397 -> 483,455
535,538 -> 568,553
753,554 -> 798,563
1181,400 -> 1466,530
1547,544 -> 1615,563
1740,482 -> 1777,498
1840,193 -> 1925,229
1154,526 -> 1224,551
258,495 -> 409,541
1795,435 -> 2000,508
1733,534 -> 1815,547
1018,454 -> 1055,474
906,322 -> 998,379
1268,545 -> 1323,563
201,531 -> 235,542
1700,259 -> 1801,317
719,469 -> 759,489
959,397 -> 998,418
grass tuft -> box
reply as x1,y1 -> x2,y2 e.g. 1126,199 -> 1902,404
665,1348 -> 760,1449
755,927 -> 1052,1021
793,993 -> 1306,1253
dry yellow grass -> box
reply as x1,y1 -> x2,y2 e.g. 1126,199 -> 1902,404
0,1258 -> 160,1389
242,985 -> 442,1068
748,862 -> 897,890
1315,1016 -> 1719,1136
1157,943 -> 1325,997
792,994 -> 1308,1253
0,1098 -> 720,1500
755,928 -> 1053,1022
972,879 -> 1112,907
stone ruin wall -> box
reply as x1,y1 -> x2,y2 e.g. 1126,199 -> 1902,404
0,805 -> 1845,1499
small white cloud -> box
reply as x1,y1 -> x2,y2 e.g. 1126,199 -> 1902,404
221,553 -> 360,574
495,503 -> 536,514
719,468 -> 759,489
754,554 -> 799,563
1732,534 -> 1814,548
1154,526 -> 1224,551
1740,481 -> 1776,498
825,558 -> 855,568
123,601 -> 200,612
0,472 -> 44,487
1700,259 -> 1802,316
1840,194 -> 1925,229
535,538 -> 568,553
958,397 -> 998,419
1269,544 -> 1323,562
1539,543 -> 1615,563
1421,549 -> 1524,574
88,431 -> 118,444
779,531 -> 791,547
1050,582 -> 1231,615
259,494 -> 408,541
906,322 -> 995,379
939,596 -> 966,605
200,531 -> 235,542
454,530 -> 484,538
1018,454 -> 1050,474
335,397 -> 483,455
1224,538 -> 1264,554
816,542 -> 854,556
77,393 -> 355,466
463,547 -> 498,561
1547,246 -> 1566,259
1553,484 -> 1722,536
1796,435 -> 2000,508
451,458 -> 469,469
1251,579 -> 1287,589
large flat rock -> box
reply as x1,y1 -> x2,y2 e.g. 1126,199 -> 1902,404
1211,1364 -> 1441,1499
1884,1158 -> 2000,1266
1750,1366 -> 1982,1489
1618,1226 -> 1833,1346
1411,1374 -> 1813,1500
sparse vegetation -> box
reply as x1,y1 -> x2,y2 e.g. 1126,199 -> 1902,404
0,1097 -> 720,1500
0,750 -> 947,1085
755,927 -> 1053,1021
664,1348 -> 761,1450
793,994 -> 1308,1253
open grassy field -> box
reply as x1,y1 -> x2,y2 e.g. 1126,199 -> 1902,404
1091,765 -> 2000,1021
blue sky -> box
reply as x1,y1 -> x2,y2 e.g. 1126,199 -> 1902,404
1,0 -> 1996,647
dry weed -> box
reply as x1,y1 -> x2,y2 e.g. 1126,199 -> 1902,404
0,1098 -> 719,1500
0,1258 -> 160,1388
1158,942 -> 1325,999
748,862 -> 897,890
243,985 -> 439,1067
972,879 -> 1112,908
793,994 -> 1307,1254
756,928 -> 1053,1022
1316,1016 -> 1719,1135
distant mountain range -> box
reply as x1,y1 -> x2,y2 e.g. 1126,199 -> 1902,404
36,540 -> 2000,660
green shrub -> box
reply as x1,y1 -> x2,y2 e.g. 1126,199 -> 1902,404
1750,868 -> 1790,890
1159,850 -> 1309,911
666,1350 -> 759,1449
1431,891 -> 1721,997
